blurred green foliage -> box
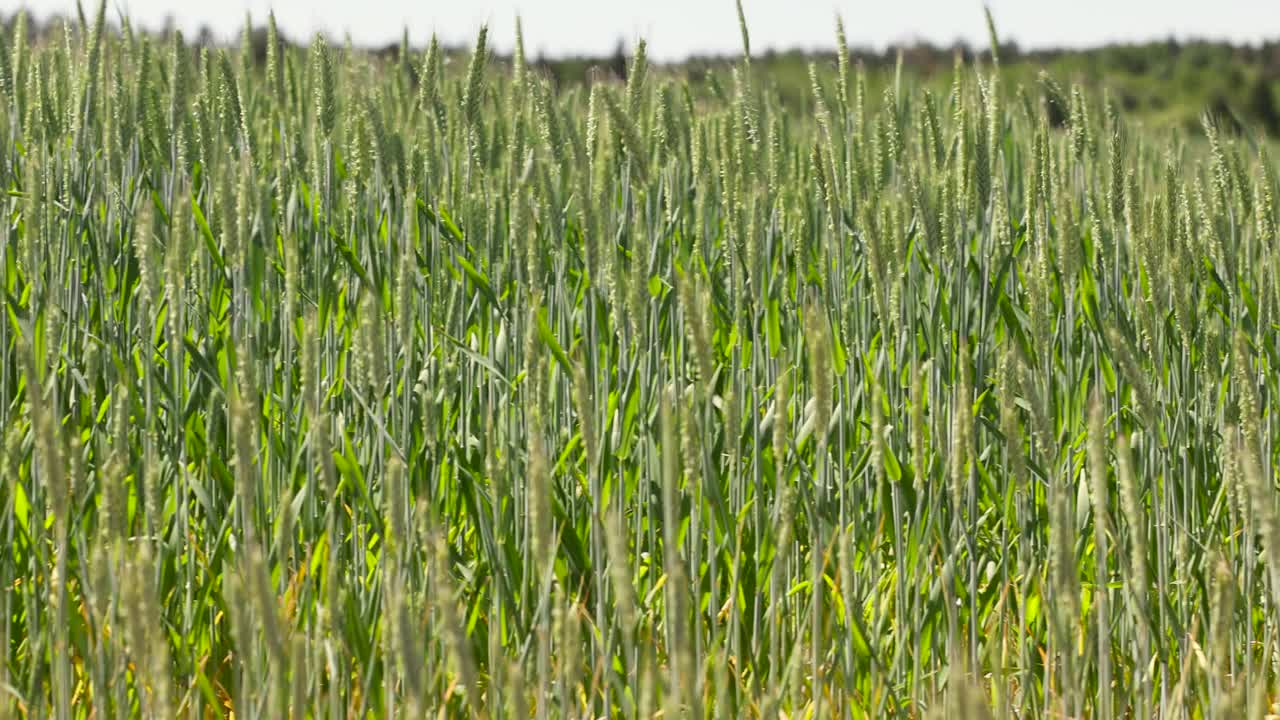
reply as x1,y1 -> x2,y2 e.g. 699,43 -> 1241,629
9,10 -> 1279,137
537,39 -> 1280,139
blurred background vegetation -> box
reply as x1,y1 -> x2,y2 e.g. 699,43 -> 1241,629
550,40 -> 1280,141
7,9 -> 1279,140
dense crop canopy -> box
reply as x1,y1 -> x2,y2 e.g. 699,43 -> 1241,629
2,3 -> 1280,717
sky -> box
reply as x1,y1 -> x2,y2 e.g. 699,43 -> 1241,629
5,0 -> 1280,61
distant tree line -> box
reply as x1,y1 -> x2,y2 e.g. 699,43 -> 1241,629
4,9 -> 1277,136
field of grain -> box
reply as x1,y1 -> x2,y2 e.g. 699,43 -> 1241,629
2,3 -> 1280,717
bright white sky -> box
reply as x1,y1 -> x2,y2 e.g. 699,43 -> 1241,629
6,0 -> 1279,61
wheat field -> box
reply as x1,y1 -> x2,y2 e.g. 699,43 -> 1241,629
2,2 -> 1280,717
